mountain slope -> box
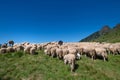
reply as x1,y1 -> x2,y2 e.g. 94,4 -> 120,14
93,24 -> 120,43
80,25 -> 111,42
80,31 -> 100,42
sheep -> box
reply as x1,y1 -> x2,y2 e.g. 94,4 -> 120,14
32,44 -> 37,50
64,53 -> 76,72
13,45 -> 24,52
44,49 -> 48,55
95,47 -> 108,61
68,48 -> 77,55
24,45 -> 32,54
59,44 -> 68,49
22,42 -> 30,47
74,47 -> 83,59
68,48 -> 79,59
37,45 -> 43,50
30,47 -> 36,55
50,47 -> 57,58
44,45 -> 52,56
56,48 -> 63,59
76,47 -> 83,55
1,43 -> 7,48
108,44 -> 118,55
82,46 -> 96,60
117,47 -> 120,54
0,48 -> 7,54
62,48 -> 69,57
7,47 -> 15,53
17,45 -> 24,52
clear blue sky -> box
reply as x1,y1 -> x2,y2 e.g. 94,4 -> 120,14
0,0 -> 120,43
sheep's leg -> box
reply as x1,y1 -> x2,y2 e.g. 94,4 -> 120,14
70,64 -> 74,72
103,57 -> 106,61
57,53 -> 59,59
84,54 -> 87,57
91,55 -> 94,60
51,54 -> 54,58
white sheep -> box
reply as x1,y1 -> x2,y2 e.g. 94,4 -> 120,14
95,47 -> 108,61
16,45 -> 24,52
68,48 -> 81,60
24,45 -> 32,54
62,48 -> 69,57
64,53 -> 76,72
7,47 -> 15,53
0,48 -> 7,54
30,47 -> 36,55
56,48 -> 63,59
50,47 -> 57,58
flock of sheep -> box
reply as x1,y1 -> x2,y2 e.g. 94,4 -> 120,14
0,40 -> 120,72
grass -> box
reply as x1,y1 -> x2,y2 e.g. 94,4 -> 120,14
0,51 -> 120,80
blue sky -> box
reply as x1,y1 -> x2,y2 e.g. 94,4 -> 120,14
0,0 -> 120,43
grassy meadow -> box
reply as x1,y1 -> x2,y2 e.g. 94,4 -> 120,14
0,50 -> 120,80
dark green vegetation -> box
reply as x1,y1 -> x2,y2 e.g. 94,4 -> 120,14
0,51 -> 120,80
80,24 -> 120,43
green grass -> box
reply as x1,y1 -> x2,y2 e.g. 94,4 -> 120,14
0,51 -> 120,80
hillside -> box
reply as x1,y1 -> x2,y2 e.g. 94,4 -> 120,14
80,31 -> 100,42
0,51 -> 120,80
80,24 -> 120,43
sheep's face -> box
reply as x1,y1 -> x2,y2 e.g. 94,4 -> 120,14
76,53 -> 81,59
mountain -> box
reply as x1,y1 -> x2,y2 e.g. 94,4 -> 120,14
80,31 -> 100,42
80,24 -> 120,43
80,25 -> 111,42
99,25 -> 111,35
